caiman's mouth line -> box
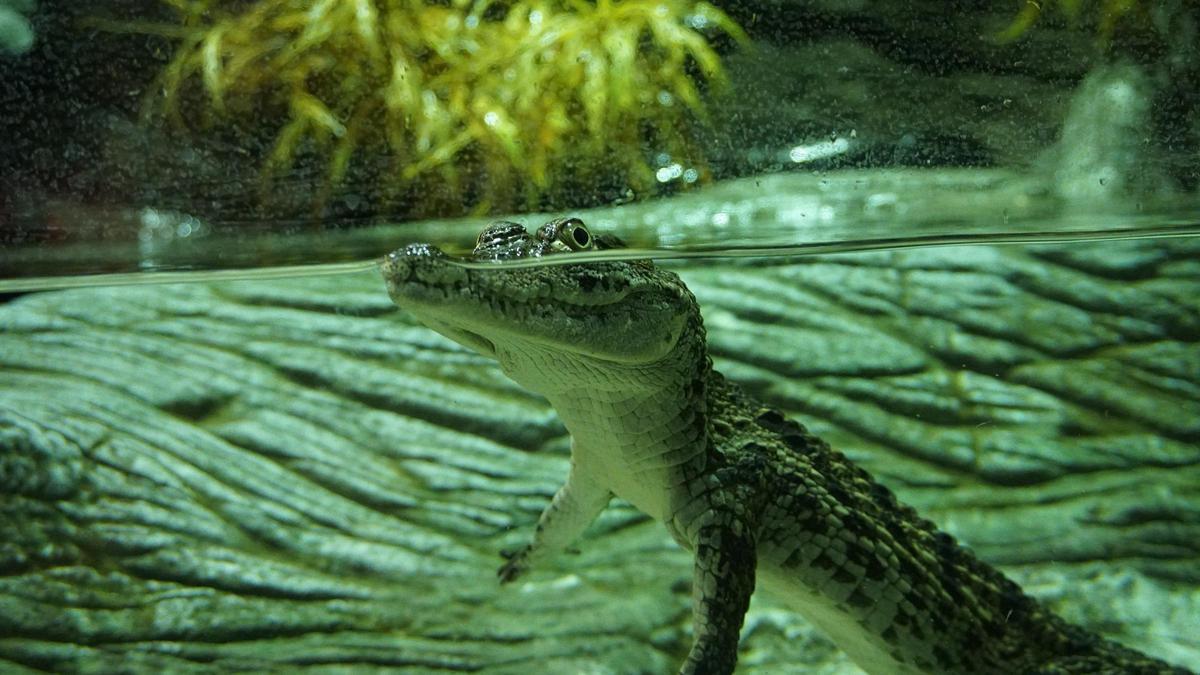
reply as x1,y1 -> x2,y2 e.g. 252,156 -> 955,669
461,329 -> 495,354
391,270 -> 645,358
392,264 -> 637,310
393,272 -> 660,361
423,318 -> 497,356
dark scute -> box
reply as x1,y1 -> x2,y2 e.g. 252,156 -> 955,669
576,272 -> 599,292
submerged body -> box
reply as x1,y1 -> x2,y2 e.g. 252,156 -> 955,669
382,218 -> 1188,675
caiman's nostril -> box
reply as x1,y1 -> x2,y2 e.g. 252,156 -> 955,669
383,244 -> 447,284
399,243 -> 445,258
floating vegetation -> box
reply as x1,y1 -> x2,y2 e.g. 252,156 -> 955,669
132,0 -> 746,214
995,0 -> 1147,44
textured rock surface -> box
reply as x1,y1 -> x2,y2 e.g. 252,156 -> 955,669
1,237 -> 1198,673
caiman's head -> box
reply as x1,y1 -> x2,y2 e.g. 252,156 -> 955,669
381,218 -> 700,394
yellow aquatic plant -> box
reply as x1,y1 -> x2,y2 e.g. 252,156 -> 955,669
140,0 -> 746,213
995,0 -> 1143,44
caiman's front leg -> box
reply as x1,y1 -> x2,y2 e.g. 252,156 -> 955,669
681,510 -> 758,675
499,450 -> 612,583
675,456 -> 767,675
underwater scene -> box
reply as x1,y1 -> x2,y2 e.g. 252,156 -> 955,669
1,1 -> 1199,673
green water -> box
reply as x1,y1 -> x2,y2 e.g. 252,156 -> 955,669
4,168 -> 1199,290
3,230 -> 1198,674
4,217 -> 1199,291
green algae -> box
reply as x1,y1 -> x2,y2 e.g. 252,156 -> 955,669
124,0 -> 745,214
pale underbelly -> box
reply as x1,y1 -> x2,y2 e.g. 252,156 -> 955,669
757,564 -> 926,675
606,467 -> 675,521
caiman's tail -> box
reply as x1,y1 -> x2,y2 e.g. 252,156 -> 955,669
1022,612 -> 1192,674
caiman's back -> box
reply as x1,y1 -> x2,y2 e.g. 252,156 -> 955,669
702,371 -> 1179,674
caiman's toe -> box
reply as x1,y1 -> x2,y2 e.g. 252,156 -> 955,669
497,546 -> 531,584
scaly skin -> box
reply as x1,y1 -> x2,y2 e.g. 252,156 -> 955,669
382,218 -> 1190,675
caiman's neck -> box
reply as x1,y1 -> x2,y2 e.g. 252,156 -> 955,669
527,316 -> 713,519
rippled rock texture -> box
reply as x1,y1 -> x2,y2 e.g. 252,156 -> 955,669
2,237 -> 1198,673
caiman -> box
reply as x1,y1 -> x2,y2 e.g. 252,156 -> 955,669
382,217 -> 1189,675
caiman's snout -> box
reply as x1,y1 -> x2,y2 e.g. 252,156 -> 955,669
382,243 -> 447,283
392,242 -> 446,261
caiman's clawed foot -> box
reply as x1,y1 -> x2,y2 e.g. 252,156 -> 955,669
498,546 -> 531,584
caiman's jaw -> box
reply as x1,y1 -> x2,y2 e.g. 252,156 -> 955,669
380,220 -> 694,367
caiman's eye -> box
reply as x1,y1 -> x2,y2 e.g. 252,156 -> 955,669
544,216 -> 590,251
560,219 -> 593,251
536,217 -> 595,253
